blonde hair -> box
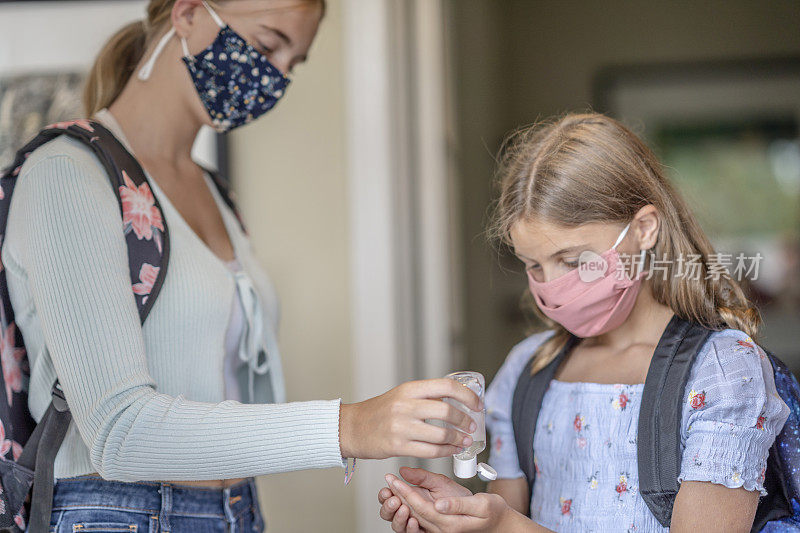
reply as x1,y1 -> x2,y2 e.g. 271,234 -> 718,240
488,112 -> 761,374
83,0 -> 325,116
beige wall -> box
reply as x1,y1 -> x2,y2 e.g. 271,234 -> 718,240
229,1 -> 355,531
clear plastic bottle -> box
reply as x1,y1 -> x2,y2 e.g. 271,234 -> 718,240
444,371 -> 493,479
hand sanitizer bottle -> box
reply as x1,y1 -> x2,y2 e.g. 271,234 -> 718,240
444,371 -> 496,481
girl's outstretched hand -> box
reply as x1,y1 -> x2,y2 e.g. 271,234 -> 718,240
339,379 -> 482,459
383,472 -> 516,533
378,467 -> 471,532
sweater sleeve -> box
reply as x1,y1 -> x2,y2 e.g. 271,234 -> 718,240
7,153 -> 345,481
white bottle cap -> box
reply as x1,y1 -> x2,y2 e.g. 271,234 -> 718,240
477,462 -> 497,481
453,456 -> 477,478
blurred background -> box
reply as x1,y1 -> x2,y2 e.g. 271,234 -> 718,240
1,0 -> 799,532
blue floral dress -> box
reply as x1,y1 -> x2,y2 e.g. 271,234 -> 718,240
486,329 -> 791,532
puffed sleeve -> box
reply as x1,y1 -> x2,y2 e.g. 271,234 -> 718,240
678,330 -> 790,495
486,330 -> 554,479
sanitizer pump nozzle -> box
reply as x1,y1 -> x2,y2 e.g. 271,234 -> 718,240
444,372 -> 497,481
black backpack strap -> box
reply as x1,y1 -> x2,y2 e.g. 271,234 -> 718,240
21,385 -> 71,533
511,335 -> 580,505
747,349 -> 793,531
198,164 -> 248,236
753,433 -> 792,531
637,314 -> 713,527
2,120 -> 171,531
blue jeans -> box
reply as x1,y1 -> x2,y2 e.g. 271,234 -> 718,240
46,476 -> 265,533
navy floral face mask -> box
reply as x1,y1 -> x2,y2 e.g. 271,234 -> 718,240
137,1 -> 290,133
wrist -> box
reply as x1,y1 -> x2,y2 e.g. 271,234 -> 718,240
339,402 -> 357,458
494,502 -> 523,533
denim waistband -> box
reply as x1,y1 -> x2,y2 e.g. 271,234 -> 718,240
52,475 -> 258,518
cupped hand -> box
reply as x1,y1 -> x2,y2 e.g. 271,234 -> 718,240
378,467 -> 472,532
339,379 -> 482,460
384,473 -> 514,533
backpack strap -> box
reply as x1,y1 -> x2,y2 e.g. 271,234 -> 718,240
637,314 -> 713,527
198,164 -> 248,236
18,384 -> 70,533
753,421 -> 792,531
3,120 -> 171,324
740,349 -> 793,531
2,119 -> 171,531
511,334 -> 580,505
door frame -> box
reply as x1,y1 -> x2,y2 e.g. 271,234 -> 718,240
343,0 -> 461,530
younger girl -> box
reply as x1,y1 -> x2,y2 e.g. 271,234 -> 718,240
378,113 -> 791,532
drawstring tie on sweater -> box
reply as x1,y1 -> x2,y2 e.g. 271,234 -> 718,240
232,269 -> 276,403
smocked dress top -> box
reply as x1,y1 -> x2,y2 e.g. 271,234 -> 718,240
485,329 -> 790,532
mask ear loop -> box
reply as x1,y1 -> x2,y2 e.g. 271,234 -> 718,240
137,2 -> 223,81
201,1 -> 226,28
612,222 -> 631,250
180,36 -> 192,59
137,26 -> 177,81
611,222 -> 648,278
637,248 -> 648,277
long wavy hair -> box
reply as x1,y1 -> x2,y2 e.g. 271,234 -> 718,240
488,113 -> 761,374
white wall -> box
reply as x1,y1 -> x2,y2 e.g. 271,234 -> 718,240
228,1 -> 356,531
0,1 -> 146,73
0,0 -> 218,170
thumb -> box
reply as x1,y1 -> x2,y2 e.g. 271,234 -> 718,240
399,467 -> 448,489
434,496 -> 481,516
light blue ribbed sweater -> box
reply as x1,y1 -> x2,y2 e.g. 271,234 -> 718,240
1,110 -> 345,481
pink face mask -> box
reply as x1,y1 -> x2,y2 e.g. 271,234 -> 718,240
527,223 -> 648,338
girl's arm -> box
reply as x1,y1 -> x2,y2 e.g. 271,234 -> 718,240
488,478 -> 529,515
8,151 -> 480,481
671,481 -> 758,533
671,331 -> 790,532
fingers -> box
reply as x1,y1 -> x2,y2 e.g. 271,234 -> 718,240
379,486 -> 393,504
391,502 -> 411,532
414,400 -> 477,434
407,517 -> 421,533
405,379 -> 482,412
409,420 -> 472,449
405,441 -> 462,459
388,474 -> 436,518
399,467 -> 452,491
380,495 -> 402,522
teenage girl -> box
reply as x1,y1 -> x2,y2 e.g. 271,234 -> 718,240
377,113 -> 791,532
5,0 -> 480,529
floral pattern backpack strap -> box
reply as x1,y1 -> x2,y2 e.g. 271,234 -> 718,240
3,119 -> 171,324
0,119 -> 172,530
96,121 -> 172,321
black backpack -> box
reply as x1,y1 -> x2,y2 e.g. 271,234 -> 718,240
0,119 -> 246,532
511,314 -> 800,531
